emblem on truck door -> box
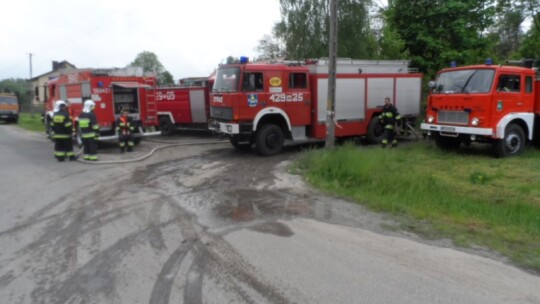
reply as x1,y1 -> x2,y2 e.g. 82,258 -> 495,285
248,94 -> 259,107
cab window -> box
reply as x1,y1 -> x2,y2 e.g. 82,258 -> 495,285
497,75 -> 520,92
242,72 -> 264,92
289,73 -> 307,89
525,76 -> 533,94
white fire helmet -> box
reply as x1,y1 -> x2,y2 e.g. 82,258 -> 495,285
83,100 -> 95,113
54,100 -> 67,112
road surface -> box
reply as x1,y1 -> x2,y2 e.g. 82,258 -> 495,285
0,125 -> 539,304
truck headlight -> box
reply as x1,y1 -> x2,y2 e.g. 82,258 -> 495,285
426,115 -> 434,123
471,117 -> 480,126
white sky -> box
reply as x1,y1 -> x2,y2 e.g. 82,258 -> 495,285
0,0 -> 281,81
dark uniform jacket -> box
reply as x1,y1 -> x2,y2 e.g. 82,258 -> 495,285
78,112 -> 99,139
51,110 -> 73,139
116,116 -> 134,135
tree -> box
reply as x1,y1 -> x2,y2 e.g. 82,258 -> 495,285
254,34 -> 286,60
274,0 -> 377,59
129,51 -> 173,85
0,78 -> 30,110
487,0 -> 526,60
385,0 -> 497,77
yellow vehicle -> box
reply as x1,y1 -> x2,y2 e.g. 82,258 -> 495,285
0,93 -> 19,123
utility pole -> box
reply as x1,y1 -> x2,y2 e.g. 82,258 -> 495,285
29,53 -> 34,117
325,0 -> 338,149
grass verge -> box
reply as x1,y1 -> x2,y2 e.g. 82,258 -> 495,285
17,112 -> 45,132
293,141 -> 540,273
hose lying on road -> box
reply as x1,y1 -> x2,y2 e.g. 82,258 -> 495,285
76,140 -> 228,165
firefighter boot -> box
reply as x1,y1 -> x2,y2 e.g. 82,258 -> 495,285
381,139 -> 388,149
120,147 -> 125,153
391,140 -> 397,148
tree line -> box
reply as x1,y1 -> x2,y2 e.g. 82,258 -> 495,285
256,0 -> 540,79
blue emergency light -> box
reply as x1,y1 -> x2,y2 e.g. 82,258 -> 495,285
450,61 -> 457,68
240,56 -> 249,64
485,58 -> 493,65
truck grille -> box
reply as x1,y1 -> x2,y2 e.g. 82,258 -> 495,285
438,111 -> 469,125
210,106 -> 233,120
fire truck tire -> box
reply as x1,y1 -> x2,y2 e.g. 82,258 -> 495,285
494,123 -> 525,157
367,117 -> 385,144
159,117 -> 174,136
435,134 -> 461,151
75,127 -> 83,148
230,135 -> 253,150
45,116 -> 55,142
255,124 -> 284,156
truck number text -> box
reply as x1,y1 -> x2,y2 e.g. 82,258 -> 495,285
269,93 -> 304,103
156,91 -> 176,101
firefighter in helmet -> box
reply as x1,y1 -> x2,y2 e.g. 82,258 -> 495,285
78,100 -> 99,161
379,97 -> 401,148
116,108 -> 135,153
51,100 -> 76,161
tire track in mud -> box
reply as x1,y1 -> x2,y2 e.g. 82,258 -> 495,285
141,156 -> 294,304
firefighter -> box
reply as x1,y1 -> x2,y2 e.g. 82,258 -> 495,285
116,109 -> 135,153
51,100 -> 76,161
379,97 -> 401,148
78,100 -> 99,161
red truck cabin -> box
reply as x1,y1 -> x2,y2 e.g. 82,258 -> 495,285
210,63 -> 312,139
421,63 -> 538,156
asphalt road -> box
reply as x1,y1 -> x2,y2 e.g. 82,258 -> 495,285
0,124 -> 539,304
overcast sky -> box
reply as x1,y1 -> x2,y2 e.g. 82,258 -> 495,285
1,0 -> 281,81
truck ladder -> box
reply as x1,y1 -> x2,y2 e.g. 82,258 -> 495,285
144,78 -> 157,123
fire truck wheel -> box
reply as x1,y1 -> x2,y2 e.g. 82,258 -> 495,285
230,135 -> 253,150
75,127 -> 83,148
159,117 -> 174,136
46,117 -> 55,142
256,124 -> 284,156
494,123 -> 525,157
367,117 -> 385,144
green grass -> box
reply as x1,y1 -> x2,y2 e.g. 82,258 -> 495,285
294,142 -> 540,272
17,112 -> 45,132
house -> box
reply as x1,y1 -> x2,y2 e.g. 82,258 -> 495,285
30,61 -> 77,107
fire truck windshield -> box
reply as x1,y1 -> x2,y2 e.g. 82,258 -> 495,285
213,67 -> 240,93
0,96 -> 17,104
435,69 -> 495,94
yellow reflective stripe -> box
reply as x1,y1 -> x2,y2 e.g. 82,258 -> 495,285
81,133 -> 96,138
53,134 -> 71,139
79,119 -> 90,128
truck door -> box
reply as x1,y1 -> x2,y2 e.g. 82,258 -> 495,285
492,73 -> 526,124
284,71 -> 311,126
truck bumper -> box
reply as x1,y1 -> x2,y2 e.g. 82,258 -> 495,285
0,113 -> 18,121
421,123 -> 493,136
208,120 -> 240,135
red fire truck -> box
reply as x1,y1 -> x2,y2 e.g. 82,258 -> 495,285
421,60 -> 540,157
156,77 -> 211,135
44,67 -> 160,143
208,58 -> 423,155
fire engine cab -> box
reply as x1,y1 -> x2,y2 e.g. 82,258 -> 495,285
44,67 -> 160,143
209,58 -> 422,155
421,60 -> 540,157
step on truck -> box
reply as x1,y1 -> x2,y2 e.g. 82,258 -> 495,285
44,67 -> 160,144
208,58 -> 423,155
421,59 -> 540,157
